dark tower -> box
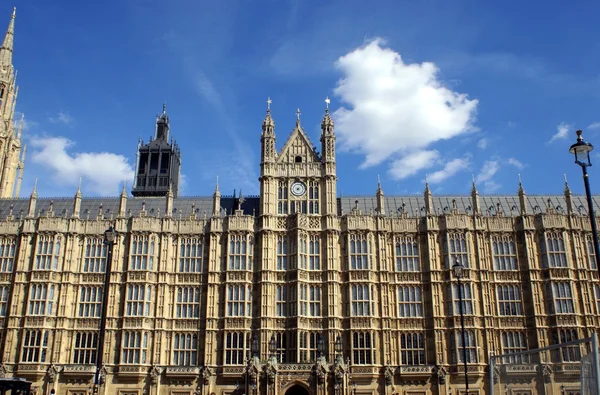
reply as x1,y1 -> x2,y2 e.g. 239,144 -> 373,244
132,104 -> 182,197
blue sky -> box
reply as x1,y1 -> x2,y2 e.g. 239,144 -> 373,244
5,0 -> 600,197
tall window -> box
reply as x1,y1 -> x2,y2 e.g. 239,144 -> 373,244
350,234 -> 370,270
35,235 -> 61,270
0,285 -> 9,316
543,232 -> 568,268
83,238 -> 106,272
554,329 -> 580,362
492,235 -> 518,270
448,233 -> 468,268
126,284 -> 152,316
299,331 -> 320,362
501,332 -> 528,363
275,332 -> 287,363
21,330 -> 49,363
277,182 -> 289,215
497,284 -> 522,316
224,332 -> 249,365
276,285 -> 287,317
0,238 -> 16,272
130,235 -> 155,270
400,332 -> 425,365
451,283 -> 474,315
395,236 -> 419,272
122,331 -> 148,364
352,332 -> 374,365
78,286 -> 102,317
299,285 -> 322,316
595,284 -> 600,313
176,287 -> 201,318
229,235 -> 252,270
226,284 -> 251,317
28,283 -> 55,316
308,181 -> 319,214
453,330 -> 477,363
397,286 -> 423,317
173,333 -> 197,366
351,284 -> 373,316
179,237 -> 203,273
309,236 -> 320,270
298,235 -> 308,269
552,282 -> 575,314
276,236 -> 288,270
587,236 -> 597,270
73,332 -> 98,364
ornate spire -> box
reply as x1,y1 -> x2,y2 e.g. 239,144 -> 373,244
471,174 -> 480,215
121,181 -> 127,197
424,177 -> 433,215
0,8 -> 15,67
321,97 -> 334,133
76,177 -> 82,197
517,173 -> 527,215
262,97 -> 275,133
376,175 -> 385,216
31,178 -> 37,198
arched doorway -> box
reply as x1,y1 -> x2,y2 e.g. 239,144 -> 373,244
284,384 -> 310,395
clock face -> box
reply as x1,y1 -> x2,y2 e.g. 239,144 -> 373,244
290,181 -> 307,196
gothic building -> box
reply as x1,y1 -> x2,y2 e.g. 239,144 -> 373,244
0,7 -> 597,395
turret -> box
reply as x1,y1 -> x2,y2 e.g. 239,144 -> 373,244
166,183 -> 173,217
27,179 -> 37,218
212,178 -> 221,217
119,183 -> 127,217
564,174 -> 573,214
470,176 -> 480,215
73,178 -> 82,218
375,176 -> 385,216
518,174 -> 528,215
320,97 -> 335,167
424,181 -> 434,215
155,103 -> 169,141
260,97 -> 276,164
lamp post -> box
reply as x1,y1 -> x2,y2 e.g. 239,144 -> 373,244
94,226 -> 116,394
269,334 -> 277,361
317,336 -> 325,359
569,129 -> 600,272
452,259 -> 469,394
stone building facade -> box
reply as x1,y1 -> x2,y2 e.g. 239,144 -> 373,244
0,7 -> 598,395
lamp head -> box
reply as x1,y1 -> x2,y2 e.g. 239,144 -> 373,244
569,130 -> 594,167
104,226 -> 116,244
452,260 -> 465,278
269,334 -> 277,355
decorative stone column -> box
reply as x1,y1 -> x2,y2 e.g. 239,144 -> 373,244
312,356 -> 329,395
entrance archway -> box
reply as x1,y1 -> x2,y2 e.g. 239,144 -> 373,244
284,384 -> 310,395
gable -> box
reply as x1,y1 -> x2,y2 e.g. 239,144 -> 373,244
277,125 -> 320,164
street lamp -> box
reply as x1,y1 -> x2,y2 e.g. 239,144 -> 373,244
94,225 -> 117,393
452,259 -> 469,394
317,336 -> 325,359
251,335 -> 259,359
269,334 -> 277,361
569,129 -> 600,272
335,335 -> 343,360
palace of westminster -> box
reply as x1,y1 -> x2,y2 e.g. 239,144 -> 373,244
0,7 -> 597,395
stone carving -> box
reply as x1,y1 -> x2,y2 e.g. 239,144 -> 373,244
493,364 -> 501,384
150,365 -> 163,385
0,364 -> 6,378
264,359 -> 278,384
384,365 -> 395,385
246,357 -> 261,385
542,364 -> 553,383
312,357 -> 328,384
47,365 -> 59,383
334,363 -> 345,381
201,366 -> 213,384
435,365 -> 447,385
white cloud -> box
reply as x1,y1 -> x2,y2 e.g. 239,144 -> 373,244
332,39 -> 478,178
507,157 -> 524,169
477,138 -> 488,149
427,156 -> 471,184
549,122 -> 570,143
48,111 -> 75,126
476,160 -> 500,183
588,122 -> 600,130
388,150 -> 439,179
29,136 -> 134,196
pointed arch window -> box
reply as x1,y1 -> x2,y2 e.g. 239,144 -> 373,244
229,234 -> 253,270
0,238 -> 16,272
226,284 -> 252,317
276,235 -> 288,270
29,283 -> 55,316
35,234 -> 61,270
492,235 -> 518,270
309,235 -> 320,270
349,234 -> 371,270
83,238 -> 106,272
129,235 -> 156,270
278,181 -> 289,215
447,233 -> 468,268
308,181 -> 319,214
224,332 -> 250,365
178,237 -> 203,273
395,236 -> 419,272
352,332 -> 374,365
173,333 -> 198,366
542,232 -> 568,268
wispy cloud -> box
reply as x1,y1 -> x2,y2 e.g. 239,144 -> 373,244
427,156 -> 471,184
507,157 -> 524,169
48,111 -> 75,126
13,112 -> 38,133
588,122 -> 600,130
333,39 -> 478,182
477,138 -> 488,149
29,136 -> 134,196
549,122 -> 571,143
476,159 -> 501,192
